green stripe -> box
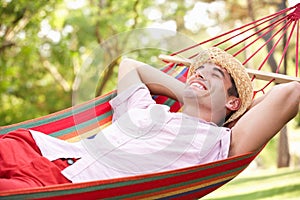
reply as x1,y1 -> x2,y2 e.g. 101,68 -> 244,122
108,166 -> 246,199
111,155 -> 255,199
0,93 -> 116,134
49,111 -> 112,138
164,98 -> 176,107
2,153 -> 254,199
3,165 -> 247,200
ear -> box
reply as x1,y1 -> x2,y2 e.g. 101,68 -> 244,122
225,96 -> 241,111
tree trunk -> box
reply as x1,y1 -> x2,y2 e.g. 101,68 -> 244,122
247,0 -> 291,169
277,125 -> 290,168
276,0 -> 290,168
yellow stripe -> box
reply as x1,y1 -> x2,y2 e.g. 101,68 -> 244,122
137,174 -> 238,200
66,122 -> 112,142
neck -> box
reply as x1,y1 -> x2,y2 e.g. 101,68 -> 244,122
182,105 -> 225,126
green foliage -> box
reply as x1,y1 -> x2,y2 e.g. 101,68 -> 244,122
0,0 -> 299,129
295,113 -> 300,127
203,168 -> 300,199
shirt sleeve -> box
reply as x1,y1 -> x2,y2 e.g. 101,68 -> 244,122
109,83 -> 156,122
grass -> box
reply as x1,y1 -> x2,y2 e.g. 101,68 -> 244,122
201,120 -> 300,199
202,167 -> 300,200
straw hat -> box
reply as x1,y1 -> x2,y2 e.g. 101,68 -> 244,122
188,47 -> 253,125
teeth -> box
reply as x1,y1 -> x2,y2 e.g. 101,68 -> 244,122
191,83 -> 204,90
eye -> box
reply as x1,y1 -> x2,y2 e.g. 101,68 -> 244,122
192,65 -> 204,74
212,73 -> 221,78
195,65 -> 204,71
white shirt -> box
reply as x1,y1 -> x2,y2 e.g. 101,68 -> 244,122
30,84 -> 231,183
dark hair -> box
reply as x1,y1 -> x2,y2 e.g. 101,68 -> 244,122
225,76 -> 239,123
227,75 -> 239,98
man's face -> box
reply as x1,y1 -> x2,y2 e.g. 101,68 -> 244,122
184,62 -> 234,114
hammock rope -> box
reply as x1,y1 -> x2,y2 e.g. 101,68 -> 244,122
0,3 -> 299,199
169,3 -> 299,95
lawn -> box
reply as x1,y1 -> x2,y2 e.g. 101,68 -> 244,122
202,167 -> 300,200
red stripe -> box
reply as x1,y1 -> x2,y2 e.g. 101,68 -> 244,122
169,101 -> 181,112
32,94 -> 179,135
154,95 -> 169,105
95,154 -> 255,199
134,169 -> 242,199
0,152 -> 257,199
170,184 -> 225,200
57,115 -> 112,140
32,153 -> 256,199
31,102 -> 112,134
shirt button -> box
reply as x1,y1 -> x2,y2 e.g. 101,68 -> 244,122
67,158 -> 75,165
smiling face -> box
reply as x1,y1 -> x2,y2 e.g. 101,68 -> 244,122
183,62 -> 241,125
186,47 -> 253,125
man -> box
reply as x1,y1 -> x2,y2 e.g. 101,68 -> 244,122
0,47 -> 299,190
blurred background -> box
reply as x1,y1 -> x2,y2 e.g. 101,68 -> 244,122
1,1 -> 299,197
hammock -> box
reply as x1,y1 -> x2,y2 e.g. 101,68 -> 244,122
0,3 -> 299,199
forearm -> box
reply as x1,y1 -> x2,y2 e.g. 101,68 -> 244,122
250,81 -> 300,110
230,81 -> 300,156
118,58 -> 185,102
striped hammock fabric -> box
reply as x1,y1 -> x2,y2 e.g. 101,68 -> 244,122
2,3 -> 299,198
0,63 -> 259,199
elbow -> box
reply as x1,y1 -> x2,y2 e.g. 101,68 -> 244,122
290,81 -> 300,115
119,58 -> 130,73
119,58 -> 134,69
118,58 -> 140,77
278,81 -> 300,118
119,58 -> 144,74
284,81 -> 300,102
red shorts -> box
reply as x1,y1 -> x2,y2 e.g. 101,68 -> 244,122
0,129 -> 72,191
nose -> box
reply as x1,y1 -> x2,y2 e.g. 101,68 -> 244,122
194,71 -> 206,80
